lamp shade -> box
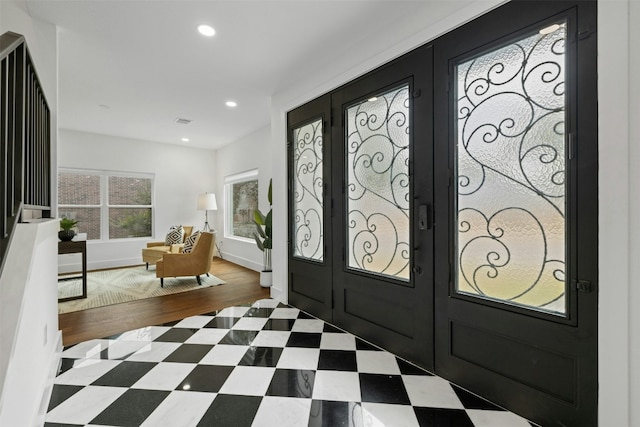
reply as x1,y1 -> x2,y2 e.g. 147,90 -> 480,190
197,193 -> 217,210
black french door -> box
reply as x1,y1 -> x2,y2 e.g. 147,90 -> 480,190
330,47 -> 434,368
287,1 -> 597,425
288,47 -> 435,369
433,2 -> 597,426
287,94 -> 333,321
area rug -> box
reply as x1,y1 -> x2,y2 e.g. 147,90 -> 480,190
58,266 -> 225,314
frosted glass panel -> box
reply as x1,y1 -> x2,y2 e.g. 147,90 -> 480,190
346,85 -> 410,281
293,119 -> 324,261
455,22 -> 567,314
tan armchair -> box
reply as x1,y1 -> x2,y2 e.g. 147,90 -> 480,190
142,226 -> 194,269
156,231 -> 215,287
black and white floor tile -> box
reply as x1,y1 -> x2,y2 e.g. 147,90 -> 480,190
45,299 -> 534,426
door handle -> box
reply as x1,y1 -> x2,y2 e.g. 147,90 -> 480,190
418,204 -> 432,230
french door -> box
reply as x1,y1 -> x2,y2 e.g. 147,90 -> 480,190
330,47 -> 434,368
288,47 -> 435,369
287,1 -> 597,425
288,94 -> 333,321
433,2 -> 597,426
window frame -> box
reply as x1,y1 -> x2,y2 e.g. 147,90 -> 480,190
223,169 -> 259,243
58,168 -> 155,241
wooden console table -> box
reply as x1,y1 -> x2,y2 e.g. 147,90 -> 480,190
58,240 -> 87,302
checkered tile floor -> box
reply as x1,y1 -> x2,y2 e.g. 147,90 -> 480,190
45,299 -> 534,426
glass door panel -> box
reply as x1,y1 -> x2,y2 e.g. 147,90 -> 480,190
292,119 -> 324,262
345,85 -> 410,281
454,21 -> 567,315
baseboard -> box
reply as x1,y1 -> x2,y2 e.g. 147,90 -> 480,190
270,285 -> 287,305
221,253 -> 261,272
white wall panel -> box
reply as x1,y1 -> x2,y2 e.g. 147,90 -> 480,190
0,221 -> 61,426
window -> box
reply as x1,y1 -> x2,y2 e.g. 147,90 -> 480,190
58,171 -> 101,240
58,169 -> 153,240
454,21 -> 567,315
224,170 -> 259,241
292,118 -> 324,262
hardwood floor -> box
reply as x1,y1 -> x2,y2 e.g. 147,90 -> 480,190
58,258 -> 271,346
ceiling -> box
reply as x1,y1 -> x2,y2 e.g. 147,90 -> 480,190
24,0 -> 456,150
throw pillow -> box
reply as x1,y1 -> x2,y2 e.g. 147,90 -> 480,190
183,231 -> 201,254
165,225 -> 184,245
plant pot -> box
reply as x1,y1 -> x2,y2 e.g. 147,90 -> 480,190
260,271 -> 272,287
58,230 -> 76,242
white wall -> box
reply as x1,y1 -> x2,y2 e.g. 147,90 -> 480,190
58,129 -> 217,271
270,0 -> 640,425
628,2 -> 640,424
599,1 -> 640,425
214,126 -> 272,272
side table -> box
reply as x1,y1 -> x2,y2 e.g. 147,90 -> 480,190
58,240 -> 87,301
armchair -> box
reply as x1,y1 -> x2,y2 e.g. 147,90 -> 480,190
142,226 -> 194,269
156,231 -> 215,287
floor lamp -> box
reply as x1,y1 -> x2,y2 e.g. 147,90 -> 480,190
197,192 -> 217,232
197,192 -> 223,258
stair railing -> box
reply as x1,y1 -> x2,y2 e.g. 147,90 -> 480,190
0,31 -> 52,272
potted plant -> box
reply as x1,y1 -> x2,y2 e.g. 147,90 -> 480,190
59,217 -> 78,242
253,179 -> 272,287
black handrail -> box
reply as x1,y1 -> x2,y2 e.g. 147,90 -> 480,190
0,31 -> 52,272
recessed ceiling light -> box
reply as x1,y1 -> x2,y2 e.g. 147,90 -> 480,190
181,137 -> 190,142
198,25 -> 216,37
226,101 -> 237,108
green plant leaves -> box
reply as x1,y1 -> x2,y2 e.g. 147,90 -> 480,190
254,209 -> 266,226
60,217 -> 78,231
253,178 -> 273,254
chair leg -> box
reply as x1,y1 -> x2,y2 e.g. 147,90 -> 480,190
206,273 -> 210,277
146,263 -> 149,270
196,275 -> 202,285
160,277 -> 164,287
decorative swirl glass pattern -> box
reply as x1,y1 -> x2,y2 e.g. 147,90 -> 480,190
346,85 -> 410,281
293,119 -> 324,261
455,22 -> 567,314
